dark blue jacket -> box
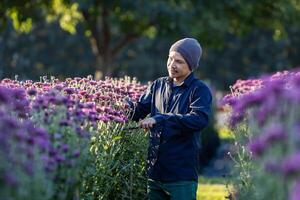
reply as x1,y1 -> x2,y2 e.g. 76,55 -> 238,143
128,73 -> 212,182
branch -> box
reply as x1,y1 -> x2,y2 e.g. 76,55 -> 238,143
101,5 -> 110,56
81,9 -> 103,55
111,18 -> 158,57
111,33 -> 140,57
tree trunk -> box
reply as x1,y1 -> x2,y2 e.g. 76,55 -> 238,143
83,4 -> 140,80
94,52 -> 113,80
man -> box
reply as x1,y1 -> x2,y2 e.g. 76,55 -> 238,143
126,38 -> 212,200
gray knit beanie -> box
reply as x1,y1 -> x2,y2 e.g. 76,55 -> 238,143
169,38 -> 202,71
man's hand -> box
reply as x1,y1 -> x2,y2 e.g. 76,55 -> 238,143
123,96 -> 131,105
139,117 -> 156,130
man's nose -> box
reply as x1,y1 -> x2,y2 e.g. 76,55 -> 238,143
169,60 -> 176,68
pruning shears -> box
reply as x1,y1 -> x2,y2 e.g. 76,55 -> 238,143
123,126 -> 140,130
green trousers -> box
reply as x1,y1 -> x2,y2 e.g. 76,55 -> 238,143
147,179 -> 198,200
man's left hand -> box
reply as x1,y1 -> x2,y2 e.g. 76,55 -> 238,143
139,118 -> 156,130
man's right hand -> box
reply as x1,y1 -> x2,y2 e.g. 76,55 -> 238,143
123,96 -> 131,104
123,96 -> 134,108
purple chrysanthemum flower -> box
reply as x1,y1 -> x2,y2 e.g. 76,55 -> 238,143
2,116 -> 19,129
99,115 -> 109,123
26,136 -> 35,145
242,90 -> 265,107
27,88 -> 37,96
3,172 -> 18,187
247,138 -> 267,157
85,102 -> 95,109
62,144 -> 69,153
229,112 -> 245,127
55,154 -> 66,163
72,149 -> 80,158
264,160 -> 280,173
59,119 -> 70,126
263,123 -> 286,144
24,162 -> 33,175
0,87 -> 10,103
290,179 -> 300,200
14,130 -> 26,141
262,94 -> 277,112
88,114 -> 98,122
61,96 -> 69,105
66,160 -> 75,168
64,88 -> 75,95
283,82 -> 300,102
54,84 -> 64,91
254,108 -> 268,126
264,79 -> 285,95
13,88 -> 26,100
294,123 -> 300,137
74,110 -> 84,120
114,116 -> 126,123
36,138 -> 50,152
33,128 -> 48,138
281,152 -> 300,177
49,147 -> 58,157
90,80 -> 97,85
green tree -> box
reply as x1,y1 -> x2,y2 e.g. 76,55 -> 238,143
189,0 -> 300,47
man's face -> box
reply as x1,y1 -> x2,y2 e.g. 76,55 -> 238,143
167,51 -> 191,80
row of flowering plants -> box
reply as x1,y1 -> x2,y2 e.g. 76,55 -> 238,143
222,69 -> 300,200
0,75 -> 149,200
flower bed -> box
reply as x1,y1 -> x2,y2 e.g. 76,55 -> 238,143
0,76 -> 148,199
222,69 -> 300,200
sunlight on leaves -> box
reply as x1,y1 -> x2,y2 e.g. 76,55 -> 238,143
47,0 -> 83,34
143,26 -> 157,39
6,8 -> 33,33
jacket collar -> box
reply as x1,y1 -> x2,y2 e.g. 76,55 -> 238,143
167,72 -> 195,87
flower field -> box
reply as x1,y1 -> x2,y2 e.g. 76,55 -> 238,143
1,68 -> 299,200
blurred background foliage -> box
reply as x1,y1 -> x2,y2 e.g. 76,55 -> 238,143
0,0 -> 300,90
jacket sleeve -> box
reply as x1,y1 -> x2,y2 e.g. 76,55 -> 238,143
153,85 -> 212,132
127,82 -> 154,121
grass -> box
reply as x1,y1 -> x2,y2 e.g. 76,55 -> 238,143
197,184 -> 231,200
197,176 -> 233,200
